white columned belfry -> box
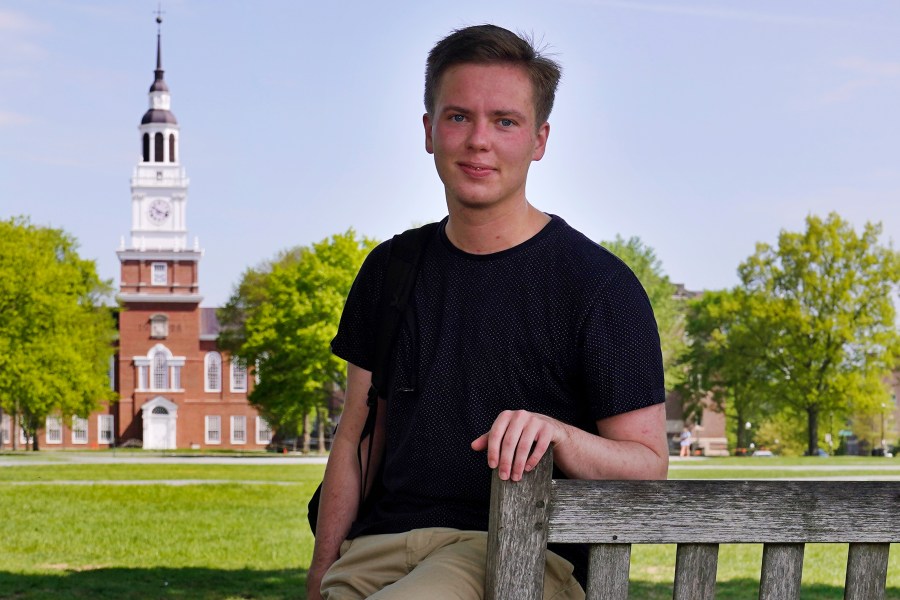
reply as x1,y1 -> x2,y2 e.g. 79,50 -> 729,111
117,14 -> 202,304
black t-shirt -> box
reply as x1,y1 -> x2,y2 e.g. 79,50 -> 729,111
331,215 -> 666,585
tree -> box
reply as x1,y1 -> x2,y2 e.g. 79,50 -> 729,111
603,236 -> 686,386
218,230 -> 377,448
0,218 -> 117,450
737,213 -> 900,455
678,289 -> 780,449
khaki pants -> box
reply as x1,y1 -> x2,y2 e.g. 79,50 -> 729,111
320,527 -> 585,600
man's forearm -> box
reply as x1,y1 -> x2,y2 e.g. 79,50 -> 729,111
553,420 -> 669,480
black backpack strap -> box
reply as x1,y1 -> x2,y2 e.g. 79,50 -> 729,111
357,221 -> 439,505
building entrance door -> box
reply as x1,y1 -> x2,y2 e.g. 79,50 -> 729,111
141,397 -> 178,449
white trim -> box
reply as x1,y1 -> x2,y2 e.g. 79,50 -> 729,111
117,293 -> 203,304
205,415 -> 221,445
141,397 -> 178,450
71,416 -> 89,445
256,417 -> 272,445
46,416 -> 63,445
117,249 -> 202,261
230,416 -> 247,444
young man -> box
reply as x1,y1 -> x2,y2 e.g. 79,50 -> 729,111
308,24 -> 668,600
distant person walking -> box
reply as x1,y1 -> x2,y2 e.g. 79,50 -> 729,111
679,426 -> 693,457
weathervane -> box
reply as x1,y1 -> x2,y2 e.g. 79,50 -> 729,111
154,3 -> 165,31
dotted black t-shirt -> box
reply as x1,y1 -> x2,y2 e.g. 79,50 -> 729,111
331,215 -> 665,585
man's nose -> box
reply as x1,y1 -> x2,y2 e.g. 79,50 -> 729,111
466,119 -> 490,151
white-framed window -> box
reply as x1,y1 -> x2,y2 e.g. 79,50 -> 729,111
205,352 -> 222,392
152,349 -> 168,390
1,414 -> 10,444
98,415 -> 114,444
231,416 -> 246,444
72,416 -> 88,444
19,427 -> 33,445
151,262 -> 168,286
256,417 -> 273,445
205,415 -> 221,444
46,416 -> 63,445
230,357 -> 247,392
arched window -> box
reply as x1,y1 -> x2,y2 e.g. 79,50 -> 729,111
169,133 -> 176,162
152,406 -> 169,415
154,132 -> 164,162
142,133 -> 150,162
152,349 -> 168,390
231,357 -> 247,392
205,352 -> 222,392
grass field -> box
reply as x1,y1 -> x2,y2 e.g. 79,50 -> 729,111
0,454 -> 898,599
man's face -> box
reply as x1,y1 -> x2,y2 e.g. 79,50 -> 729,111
424,63 -> 549,212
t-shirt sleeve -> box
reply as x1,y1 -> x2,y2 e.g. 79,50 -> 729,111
581,267 -> 667,421
330,241 -> 391,372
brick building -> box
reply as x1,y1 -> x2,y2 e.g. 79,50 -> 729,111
0,23 -> 271,451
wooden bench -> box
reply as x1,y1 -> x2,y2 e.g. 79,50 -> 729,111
485,449 -> 900,599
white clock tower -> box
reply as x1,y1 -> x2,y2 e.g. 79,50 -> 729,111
117,16 -> 202,304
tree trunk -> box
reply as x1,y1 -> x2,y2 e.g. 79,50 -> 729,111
807,406 -> 819,456
316,407 -> 326,453
12,404 -> 18,451
302,412 -> 311,454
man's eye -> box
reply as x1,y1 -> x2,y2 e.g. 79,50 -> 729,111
451,114 -> 465,122
499,118 -> 514,127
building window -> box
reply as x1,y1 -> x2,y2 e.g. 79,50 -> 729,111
152,350 -> 168,390
154,132 -> 164,162
151,263 -> 167,286
142,133 -> 150,162
20,427 -> 33,446
98,415 -> 114,444
72,417 -> 88,444
46,416 -> 63,445
231,357 -> 247,392
150,314 -> 168,339
205,352 -> 222,392
169,133 -> 176,162
231,416 -> 246,444
1,414 -> 10,444
205,415 -> 221,444
256,417 -> 272,445
108,355 -> 116,390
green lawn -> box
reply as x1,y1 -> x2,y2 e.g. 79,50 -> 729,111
0,455 -> 898,599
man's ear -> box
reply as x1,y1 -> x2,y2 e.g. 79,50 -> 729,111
423,113 -> 434,155
532,121 -> 550,161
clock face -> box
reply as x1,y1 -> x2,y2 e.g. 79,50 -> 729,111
148,198 -> 171,224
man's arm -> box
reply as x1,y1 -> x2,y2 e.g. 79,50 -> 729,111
470,402 -> 668,481
307,363 -> 386,600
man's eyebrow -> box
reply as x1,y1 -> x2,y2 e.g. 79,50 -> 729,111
490,109 -> 528,121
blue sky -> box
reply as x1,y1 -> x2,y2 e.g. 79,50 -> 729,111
2,1 -> 899,307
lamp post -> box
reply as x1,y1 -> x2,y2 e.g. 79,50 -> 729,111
880,403 -> 886,454
744,421 -> 752,455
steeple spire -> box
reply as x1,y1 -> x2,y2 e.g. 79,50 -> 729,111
150,9 -> 168,93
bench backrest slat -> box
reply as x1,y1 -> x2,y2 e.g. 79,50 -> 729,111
846,543 -> 890,599
759,543 -> 804,600
548,479 -> 900,544
673,543 -> 718,600
585,544 -> 630,600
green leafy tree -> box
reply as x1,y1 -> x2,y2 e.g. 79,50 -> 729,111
737,213 -> 900,455
678,289 -> 780,449
219,230 -> 377,448
0,218 -> 117,450
603,236 -> 686,386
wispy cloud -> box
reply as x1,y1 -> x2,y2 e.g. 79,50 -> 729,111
823,58 -> 900,104
570,0 -> 898,31
0,9 -> 48,33
0,110 -> 33,127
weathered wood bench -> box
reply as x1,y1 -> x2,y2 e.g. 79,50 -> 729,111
485,449 -> 900,599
